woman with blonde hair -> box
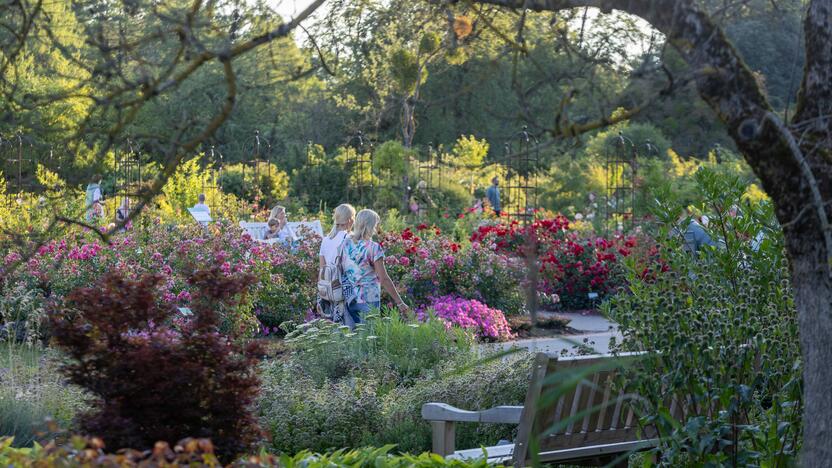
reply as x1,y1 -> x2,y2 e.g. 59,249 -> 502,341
317,204 -> 356,324
340,209 -> 408,326
319,204 -> 356,268
265,205 -> 296,243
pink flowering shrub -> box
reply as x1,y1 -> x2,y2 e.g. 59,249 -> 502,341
381,226 -> 526,315
4,220 -> 319,338
417,295 -> 514,342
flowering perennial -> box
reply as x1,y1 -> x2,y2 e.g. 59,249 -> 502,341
417,295 -> 514,341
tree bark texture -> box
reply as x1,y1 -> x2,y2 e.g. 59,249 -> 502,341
454,0 -> 832,464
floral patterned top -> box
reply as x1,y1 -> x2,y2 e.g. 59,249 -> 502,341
340,236 -> 384,304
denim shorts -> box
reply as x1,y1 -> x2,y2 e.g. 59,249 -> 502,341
346,300 -> 380,327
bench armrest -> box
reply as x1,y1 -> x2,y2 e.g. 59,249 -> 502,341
422,403 -> 523,424
422,403 -> 523,456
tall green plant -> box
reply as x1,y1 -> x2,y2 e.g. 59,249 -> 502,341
607,168 -> 800,465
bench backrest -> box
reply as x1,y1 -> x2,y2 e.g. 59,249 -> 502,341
513,352 -> 651,465
288,220 -> 323,237
238,220 -> 323,240
239,221 -> 268,240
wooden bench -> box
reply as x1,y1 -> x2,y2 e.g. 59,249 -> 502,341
422,352 -> 657,467
238,220 -> 323,241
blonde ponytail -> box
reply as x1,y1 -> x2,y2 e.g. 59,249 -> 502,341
328,204 -> 356,239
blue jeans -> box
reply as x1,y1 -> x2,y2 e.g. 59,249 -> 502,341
347,300 -> 380,327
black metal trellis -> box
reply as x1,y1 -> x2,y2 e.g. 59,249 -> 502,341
346,131 -> 374,206
304,140 -> 325,208
415,143 -> 444,194
248,130 -> 271,198
202,145 -> 223,215
605,132 -> 637,233
0,132 -> 37,210
504,126 -> 540,225
113,139 -> 143,223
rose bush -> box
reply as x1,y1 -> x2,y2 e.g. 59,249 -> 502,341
470,216 -> 653,309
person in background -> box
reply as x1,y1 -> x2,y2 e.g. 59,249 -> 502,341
340,209 -> 408,327
116,198 -> 131,231
116,198 -> 130,222
472,187 -> 486,214
317,204 -> 356,325
413,180 -> 435,219
265,205 -> 296,243
85,174 -> 103,222
679,210 -> 715,256
192,193 -> 210,214
486,176 -> 501,217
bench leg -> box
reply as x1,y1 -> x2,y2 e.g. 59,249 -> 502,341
431,421 -> 456,456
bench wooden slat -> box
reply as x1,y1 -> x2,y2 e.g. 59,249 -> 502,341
595,377 -> 613,432
581,372 -> 601,434
565,379 -> 583,435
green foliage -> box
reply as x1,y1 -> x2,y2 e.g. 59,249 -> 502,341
290,159 -> 349,212
374,141 -> 409,177
259,364 -> 384,453
160,156 -> 211,218
0,346 -> 87,447
390,49 -> 427,95
451,135 -> 489,169
284,310 -> 475,386
585,121 -> 671,160
607,168 -> 800,465
419,33 -> 442,56
0,440 -> 499,466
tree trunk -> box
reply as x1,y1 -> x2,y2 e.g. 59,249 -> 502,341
788,231 -> 832,465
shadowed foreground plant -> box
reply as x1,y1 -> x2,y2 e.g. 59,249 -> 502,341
48,267 -> 263,461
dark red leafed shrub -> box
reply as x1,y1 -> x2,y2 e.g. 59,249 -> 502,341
48,267 -> 264,461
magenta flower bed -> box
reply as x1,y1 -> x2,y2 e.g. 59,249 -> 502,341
417,295 -> 514,342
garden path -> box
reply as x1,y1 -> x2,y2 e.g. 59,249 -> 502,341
486,312 -> 621,357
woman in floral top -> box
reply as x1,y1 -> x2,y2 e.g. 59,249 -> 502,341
341,209 -> 409,326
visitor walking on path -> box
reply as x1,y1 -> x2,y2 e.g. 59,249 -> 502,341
340,209 -> 408,327
317,204 -> 356,326
486,176 -> 501,217
85,174 -> 103,223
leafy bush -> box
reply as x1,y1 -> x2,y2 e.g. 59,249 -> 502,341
417,296 -> 514,341
607,168 -> 800,465
258,363 -> 384,454
284,310 -> 475,385
48,268 -> 264,461
0,280 -> 46,344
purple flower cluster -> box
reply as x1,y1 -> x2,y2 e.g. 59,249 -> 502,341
417,295 -> 514,342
